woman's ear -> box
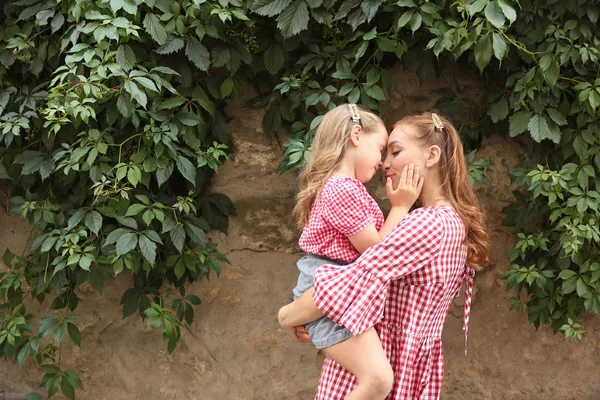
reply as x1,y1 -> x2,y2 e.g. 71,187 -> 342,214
348,125 -> 362,147
425,145 -> 442,167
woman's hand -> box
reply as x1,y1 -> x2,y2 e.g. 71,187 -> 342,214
386,163 -> 424,209
278,304 -> 311,343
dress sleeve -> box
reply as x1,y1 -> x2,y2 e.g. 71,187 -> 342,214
321,180 -> 376,236
312,207 -> 444,335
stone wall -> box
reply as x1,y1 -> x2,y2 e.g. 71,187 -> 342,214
0,66 -> 599,400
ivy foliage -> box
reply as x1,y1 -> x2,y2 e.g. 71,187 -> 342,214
0,0 -> 599,398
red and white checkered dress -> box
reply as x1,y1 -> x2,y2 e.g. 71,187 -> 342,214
312,206 -> 475,400
298,176 -> 384,263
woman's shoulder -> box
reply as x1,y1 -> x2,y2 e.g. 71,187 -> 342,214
400,206 -> 449,234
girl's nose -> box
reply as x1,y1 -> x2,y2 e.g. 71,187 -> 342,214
376,160 -> 382,170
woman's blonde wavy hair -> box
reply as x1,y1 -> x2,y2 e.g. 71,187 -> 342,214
294,104 -> 384,228
392,113 -> 490,271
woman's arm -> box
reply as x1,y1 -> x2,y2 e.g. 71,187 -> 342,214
278,288 -> 322,328
312,208 -> 444,336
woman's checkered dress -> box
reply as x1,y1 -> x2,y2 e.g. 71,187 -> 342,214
312,206 -> 474,400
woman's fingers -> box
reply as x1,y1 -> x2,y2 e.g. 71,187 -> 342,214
399,163 -> 409,188
412,166 -> 420,187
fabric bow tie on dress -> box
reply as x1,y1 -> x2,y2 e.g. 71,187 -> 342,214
462,267 -> 476,355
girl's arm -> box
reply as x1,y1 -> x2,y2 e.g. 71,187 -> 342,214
349,164 -> 423,254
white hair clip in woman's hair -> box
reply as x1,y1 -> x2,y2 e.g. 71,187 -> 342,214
348,104 -> 361,124
431,113 -> 444,131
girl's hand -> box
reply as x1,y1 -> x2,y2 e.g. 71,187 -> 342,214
386,163 -> 424,209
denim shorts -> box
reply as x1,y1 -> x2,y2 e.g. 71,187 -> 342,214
292,254 -> 353,349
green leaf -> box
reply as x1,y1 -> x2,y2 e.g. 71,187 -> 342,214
589,90 -> 600,111
17,342 -> 30,366
85,211 -> 103,235
117,95 -> 135,118
138,234 -> 157,264
61,378 -> 75,400
544,59 -> 560,87
156,163 -> 174,187
116,233 -> 138,256
176,156 -> 196,185
155,36 -> 185,55
409,12 -> 422,33
67,322 -> 81,346
366,68 -> 380,87
558,270 -> 576,280
468,0 -> 487,14
509,111 -> 532,137
528,114 -> 551,142
492,33 -> 507,61
186,294 -> 201,305
63,370 -> 84,390
110,0 -> 124,12
24,393 -> 43,400
0,163 -> 9,180
68,209 -> 85,230
498,0 -> 516,23
546,108 -> 567,126
332,71 -> 356,80
185,36 -> 211,71
133,77 -> 158,92
254,0 -> 293,16
170,225 -> 186,253
365,85 -> 385,101
105,228 -> 132,246
220,77 -> 234,98
116,44 -> 136,72
576,278 -> 587,297
143,13 -> 167,45
396,10 -> 414,28
363,27 -> 377,40
277,0 -> 310,38
474,33 -> 492,73
158,97 -> 186,110
124,81 -> 146,108
264,44 -> 285,74
489,98 -> 508,122
126,203 -> 146,216
485,1 -> 504,28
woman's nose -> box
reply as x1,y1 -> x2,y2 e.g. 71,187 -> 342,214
382,156 -> 391,171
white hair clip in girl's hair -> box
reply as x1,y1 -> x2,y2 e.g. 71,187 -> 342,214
348,104 -> 361,124
431,113 -> 444,131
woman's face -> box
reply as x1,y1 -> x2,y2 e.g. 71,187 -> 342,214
382,124 -> 430,188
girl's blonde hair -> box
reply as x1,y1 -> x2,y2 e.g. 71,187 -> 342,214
392,113 -> 490,271
294,104 -> 384,228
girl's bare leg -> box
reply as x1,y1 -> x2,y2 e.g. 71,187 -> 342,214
323,327 -> 394,400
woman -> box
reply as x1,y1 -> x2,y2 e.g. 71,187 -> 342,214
278,112 -> 490,399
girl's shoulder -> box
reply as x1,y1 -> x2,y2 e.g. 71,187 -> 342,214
321,175 -> 369,199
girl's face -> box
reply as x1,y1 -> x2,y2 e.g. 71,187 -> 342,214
383,124 -> 430,188
353,123 -> 389,183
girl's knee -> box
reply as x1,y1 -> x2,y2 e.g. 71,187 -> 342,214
360,365 -> 394,396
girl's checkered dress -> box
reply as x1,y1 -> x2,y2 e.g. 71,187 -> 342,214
299,175 -> 384,262
312,206 -> 474,399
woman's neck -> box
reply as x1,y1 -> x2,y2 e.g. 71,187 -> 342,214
419,172 -> 451,207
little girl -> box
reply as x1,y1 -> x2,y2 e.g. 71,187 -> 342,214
279,104 -> 423,399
